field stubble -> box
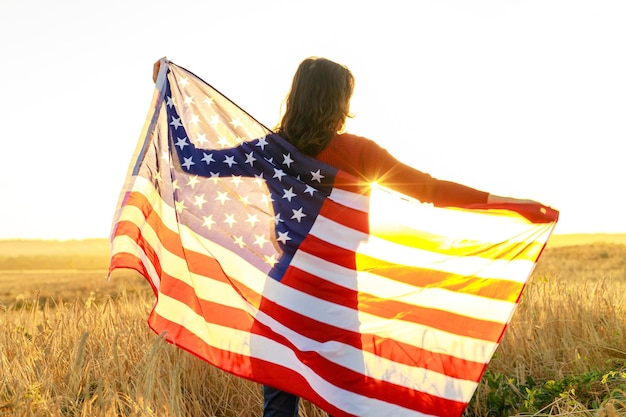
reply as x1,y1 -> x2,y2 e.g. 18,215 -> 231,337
0,243 -> 625,416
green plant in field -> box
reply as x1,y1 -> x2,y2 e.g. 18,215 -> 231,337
466,366 -> 626,416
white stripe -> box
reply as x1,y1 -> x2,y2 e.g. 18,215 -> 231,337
291,249 -> 517,323
310,213 -> 537,284
253,306 -> 481,403
154,292 -> 464,415
367,184 -> 554,244
111,234 -> 161,291
327,183 -> 553,246
328,187 -> 370,212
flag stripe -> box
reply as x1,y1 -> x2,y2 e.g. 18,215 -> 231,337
150,292 -> 471,416
290,246 -> 519,327
148,310 -> 460,417
282,265 -> 507,342
320,194 -> 548,263
365,186 -> 553,245
309,211 -> 539,284
354,254 -> 524,302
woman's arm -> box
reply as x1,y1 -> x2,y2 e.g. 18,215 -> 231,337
487,194 -> 540,205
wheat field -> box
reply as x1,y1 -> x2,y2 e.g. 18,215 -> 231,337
0,239 -> 625,416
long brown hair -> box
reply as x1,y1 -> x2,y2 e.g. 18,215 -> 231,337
276,57 -> 354,156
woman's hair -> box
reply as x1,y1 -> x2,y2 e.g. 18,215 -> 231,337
276,57 -> 354,156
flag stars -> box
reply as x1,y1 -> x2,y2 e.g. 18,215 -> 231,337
256,137 -> 268,150
209,115 -> 220,127
282,187 -> 297,202
273,168 -> 286,181
179,77 -> 190,88
276,231 -> 291,244
245,152 -> 256,166
202,215 -> 215,230
273,213 -> 284,223
223,155 -> 237,167
245,213 -> 260,227
311,169 -> 324,183
233,236 -> 246,248
166,96 -> 174,108
239,195 -> 250,205
175,136 -> 188,149
175,200 -> 187,213
209,172 -> 220,183
204,96 -> 214,106
182,156 -> 195,170
304,185 -> 317,196
170,116 -> 182,129
254,173 -> 265,186
231,175 -> 243,187
189,113 -> 199,124
260,194 -> 272,206
282,153 -> 294,168
194,193 -> 207,208
217,135 -> 231,148
184,95 -> 194,105
202,152 -> 215,164
253,234 -> 268,248
230,118 -> 242,129
291,207 -> 306,223
187,175 -> 200,188
196,133 -> 208,145
264,254 -> 278,267
224,213 -> 237,227
216,191 -> 230,205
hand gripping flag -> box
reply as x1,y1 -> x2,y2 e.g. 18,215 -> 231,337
109,60 -> 559,417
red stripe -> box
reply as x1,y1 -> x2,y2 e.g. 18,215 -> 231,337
318,198 -> 369,234
331,170 -> 369,195
148,299 -> 469,416
111,192 -> 228,282
319,191 -> 548,264
295,234 -> 507,341
314,198 -> 527,303
109,252 -> 159,296
357,255 -> 524,302
147,312 -> 356,417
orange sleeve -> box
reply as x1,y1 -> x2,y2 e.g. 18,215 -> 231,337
315,134 -> 489,207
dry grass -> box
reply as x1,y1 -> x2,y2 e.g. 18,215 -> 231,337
0,242 -> 625,416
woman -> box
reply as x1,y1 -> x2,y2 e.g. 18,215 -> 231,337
263,57 -> 537,417
153,56 -> 538,417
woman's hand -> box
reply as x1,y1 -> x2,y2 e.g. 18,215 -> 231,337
152,57 -> 167,83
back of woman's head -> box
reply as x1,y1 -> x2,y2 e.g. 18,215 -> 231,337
277,57 -> 354,156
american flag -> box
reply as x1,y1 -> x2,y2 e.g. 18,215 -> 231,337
109,60 -> 559,416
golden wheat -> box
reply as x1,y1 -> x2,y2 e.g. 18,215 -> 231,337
0,244 -> 625,416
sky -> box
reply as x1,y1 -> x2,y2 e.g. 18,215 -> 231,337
0,0 -> 624,240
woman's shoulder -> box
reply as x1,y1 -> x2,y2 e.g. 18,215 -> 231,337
332,132 -> 379,147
